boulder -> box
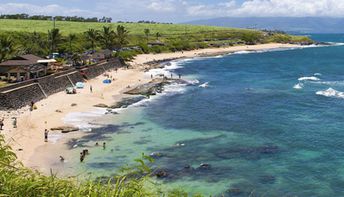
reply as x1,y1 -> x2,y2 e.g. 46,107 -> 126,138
152,169 -> 169,178
94,103 -> 109,108
51,126 -> 79,133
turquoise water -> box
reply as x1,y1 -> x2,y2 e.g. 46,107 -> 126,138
69,35 -> 344,196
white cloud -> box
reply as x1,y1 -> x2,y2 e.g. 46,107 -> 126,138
186,0 -> 344,18
147,0 -> 176,12
2,0 -> 344,23
0,3 -> 95,16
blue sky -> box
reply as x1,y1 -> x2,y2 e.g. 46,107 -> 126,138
0,0 -> 343,22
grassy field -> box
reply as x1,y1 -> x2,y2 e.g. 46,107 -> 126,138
0,19 -> 242,35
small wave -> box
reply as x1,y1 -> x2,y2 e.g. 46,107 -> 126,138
316,88 -> 344,99
233,50 -> 253,54
63,109 -> 107,130
163,83 -> 188,94
314,73 -> 322,76
298,76 -> 320,81
293,83 -> 304,90
199,82 -> 210,88
327,42 -> 344,46
312,81 -> 344,86
185,79 -> 199,85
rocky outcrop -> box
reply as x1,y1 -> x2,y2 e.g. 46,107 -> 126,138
51,126 -> 79,133
124,78 -> 189,96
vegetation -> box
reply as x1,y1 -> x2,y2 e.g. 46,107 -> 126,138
0,134 -> 195,196
0,13 -> 110,23
0,19 -> 313,63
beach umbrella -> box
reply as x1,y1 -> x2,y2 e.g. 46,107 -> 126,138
76,82 -> 85,89
103,79 -> 112,84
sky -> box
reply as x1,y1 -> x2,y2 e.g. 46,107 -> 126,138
1,0 -> 344,23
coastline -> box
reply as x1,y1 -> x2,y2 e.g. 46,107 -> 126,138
0,43 -> 302,175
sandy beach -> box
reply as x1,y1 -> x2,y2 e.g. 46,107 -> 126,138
0,43 -> 301,174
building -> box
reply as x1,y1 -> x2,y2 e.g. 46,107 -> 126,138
0,54 -> 55,81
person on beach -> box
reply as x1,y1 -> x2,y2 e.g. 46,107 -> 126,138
151,74 -> 153,79
90,85 -> 93,93
103,142 -> 106,150
0,117 -> 4,130
95,142 -> 99,146
178,74 -> 181,79
12,117 -> 17,128
80,152 -> 85,162
30,101 -> 36,111
170,73 -> 173,79
59,156 -> 65,162
44,129 -> 49,142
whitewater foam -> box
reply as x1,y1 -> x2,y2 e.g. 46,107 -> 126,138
63,108 -> 107,130
199,82 -> 210,88
298,76 -> 320,81
316,88 -> 344,99
293,83 -> 304,90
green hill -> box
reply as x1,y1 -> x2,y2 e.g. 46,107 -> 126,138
0,19 -> 236,35
0,19 -> 313,62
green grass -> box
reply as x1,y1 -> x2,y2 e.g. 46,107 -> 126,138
0,19 -> 241,35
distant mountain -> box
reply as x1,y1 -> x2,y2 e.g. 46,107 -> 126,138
185,17 -> 344,33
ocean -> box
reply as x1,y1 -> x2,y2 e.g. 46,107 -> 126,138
64,34 -> 344,196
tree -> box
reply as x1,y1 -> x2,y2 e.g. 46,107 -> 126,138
156,32 -> 161,41
68,33 -> 77,53
0,36 -> 16,62
84,29 -> 99,51
98,26 -> 115,50
48,28 -> 62,53
22,32 -> 49,56
114,25 -> 129,50
144,29 -> 150,43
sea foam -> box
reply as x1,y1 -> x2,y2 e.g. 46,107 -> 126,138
293,83 -> 304,90
316,88 -> 344,99
298,76 -> 320,81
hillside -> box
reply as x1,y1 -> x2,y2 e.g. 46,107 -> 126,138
0,19 -> 233,35
186,17 -> 344,34
0,19 -> 313,62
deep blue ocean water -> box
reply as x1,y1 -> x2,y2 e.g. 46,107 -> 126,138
70,34 -> 344,196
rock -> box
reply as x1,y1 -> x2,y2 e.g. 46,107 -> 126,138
227,188 -> 243,195
153,169 -> 169,178
94,103 -> 109,108
149,152 -> 164,159
258,145 -> 279,154
71,103 -> 77,107
55,109 -> 62,113
51,126 -> 79,133
110,96 -> 145,109
198,163 -> 211,170
259,175 -> 276,184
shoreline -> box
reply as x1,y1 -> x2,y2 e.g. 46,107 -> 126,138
0,43 -> 302,175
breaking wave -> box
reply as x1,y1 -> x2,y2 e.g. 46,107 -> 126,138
316,88 -> 344,99
298,76 -> 320,81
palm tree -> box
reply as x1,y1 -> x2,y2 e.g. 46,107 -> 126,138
114,25 -> 129,50
68,33 -> 77,53
99,26 -> 115,50
48,28 -> 62,53
21,32 -> 49,56
84,29 -> 99,51
156,32 -> 161,41
144,29 -> 150,43
0,36 -> 16,62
